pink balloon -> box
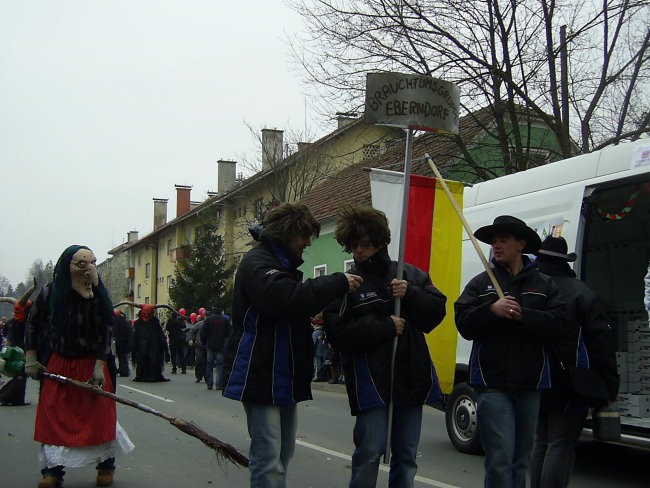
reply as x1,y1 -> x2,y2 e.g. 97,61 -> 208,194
179,308 -> 187,316
190,312 -> 198,324
198,307 -> 206,315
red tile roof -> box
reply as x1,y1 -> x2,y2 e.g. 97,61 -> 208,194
300,107 -> 497,221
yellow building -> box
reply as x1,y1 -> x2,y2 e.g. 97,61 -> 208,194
106,117 -> 403,316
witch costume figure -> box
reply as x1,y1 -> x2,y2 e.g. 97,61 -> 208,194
130,304 -> 170,382
25,245 -> 134,488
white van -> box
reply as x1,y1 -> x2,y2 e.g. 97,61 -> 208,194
444,138 -> 650,453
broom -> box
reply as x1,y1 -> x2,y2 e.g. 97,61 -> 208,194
42,371 -> 249,468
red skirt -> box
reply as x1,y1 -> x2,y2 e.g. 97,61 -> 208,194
35,353 -> 116,446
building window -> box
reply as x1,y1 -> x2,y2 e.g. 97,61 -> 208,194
363,144 -> 381,160
137,284 -> 142,298
255,199 -> 264,221
145,263 -> 151,278
314,264 -> 327,278
510,148 -> 550,170
137,254 -> 141,266
144,297 -> 150,304
344,259 -> 354,272
167,275 -> 173,289
167,239 -> 172,255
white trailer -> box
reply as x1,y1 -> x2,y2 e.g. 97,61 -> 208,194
444,138 -> 650,453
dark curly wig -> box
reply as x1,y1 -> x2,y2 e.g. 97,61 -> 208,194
261,203 -> 321,245
334,206 -> 391,253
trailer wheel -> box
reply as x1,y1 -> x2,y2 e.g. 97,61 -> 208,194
445,382 -> 482,454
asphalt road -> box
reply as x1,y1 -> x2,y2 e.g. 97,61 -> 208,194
2,368 -> 648,487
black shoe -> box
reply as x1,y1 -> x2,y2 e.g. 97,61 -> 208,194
207,386 -> 213,390
181,370 -> 186,374
171,369 -> 177,374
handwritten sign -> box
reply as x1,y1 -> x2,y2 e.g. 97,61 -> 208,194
365,72 -> 460,134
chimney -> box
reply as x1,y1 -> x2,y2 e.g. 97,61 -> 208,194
153,198 -> 168,229
127,230 -> 139,243
207,191 -> 218,198
217,159 -> 237,193
297,142 -> 311,152
336,113 -> 358,129
261,128 -> 284,171
175,185 -> 192,218
190,201 -> 201,211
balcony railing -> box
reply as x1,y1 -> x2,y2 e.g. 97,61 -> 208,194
170,245 -> 190,262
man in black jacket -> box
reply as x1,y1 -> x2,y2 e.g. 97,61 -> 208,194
324,206 -> 447,488
223,203 -> 362,488
114,310 -> 132,377
530,236 -> 619,488
455,216 -> 566,488
200,304 -> 230,390
165,312 -> 187,375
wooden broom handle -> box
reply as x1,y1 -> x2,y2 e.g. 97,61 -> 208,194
425,154 -> 504,298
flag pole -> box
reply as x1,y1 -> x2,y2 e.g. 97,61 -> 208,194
384,126 -> 414,464
424,154 -> 504,298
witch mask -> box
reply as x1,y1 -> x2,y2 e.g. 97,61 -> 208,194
70,248 -> 99,299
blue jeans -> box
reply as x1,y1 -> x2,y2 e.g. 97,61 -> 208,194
529,402 -> 588,488
476,388 -> 540,488
349,405 -> 422,488
205,349 -> 224,388
244,403 -> 297,488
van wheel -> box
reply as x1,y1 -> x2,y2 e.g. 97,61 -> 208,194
445,382 -> 482,454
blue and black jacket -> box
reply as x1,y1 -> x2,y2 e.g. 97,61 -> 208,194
324,251 -> 447,416
455,256 -> 566,390
223,232 -> 349,406
537,259 -> 619,407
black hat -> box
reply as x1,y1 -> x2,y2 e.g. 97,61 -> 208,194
474,215 -> 542,254
537,236 -> 577,262
212,303 -> 222,312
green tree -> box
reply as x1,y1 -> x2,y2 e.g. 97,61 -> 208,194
168,210 -> 234,314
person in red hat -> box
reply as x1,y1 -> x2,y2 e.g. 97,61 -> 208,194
130,304 -> 170,382
530,236 -> 619,488
455,216 -> 567,488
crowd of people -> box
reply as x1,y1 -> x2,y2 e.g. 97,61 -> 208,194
0,202 -> 619,488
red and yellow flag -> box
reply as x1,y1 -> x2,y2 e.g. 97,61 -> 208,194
370,169 -> 464,394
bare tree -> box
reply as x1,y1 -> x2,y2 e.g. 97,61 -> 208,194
26,258 -> 54,290
239,123 -> 345,202
288,0 -> 649,162
230,121 -> 390,243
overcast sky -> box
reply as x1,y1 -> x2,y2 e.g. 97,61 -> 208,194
1,1 -> 330,287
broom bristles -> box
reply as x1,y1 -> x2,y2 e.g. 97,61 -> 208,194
170,418 -> 249,467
